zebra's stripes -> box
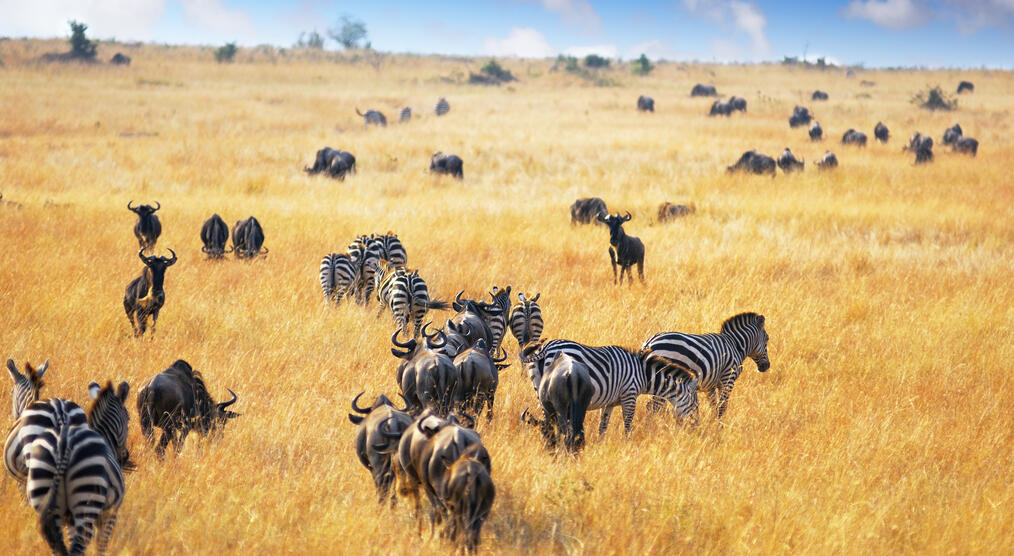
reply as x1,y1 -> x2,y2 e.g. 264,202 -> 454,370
373,233 -> 407,268
641,312 -> 770,422
7,358 -> 49,419
5,398 -> 87,486
375,262 -> 447,337
521,339 -> 695,434
320,253 -> 357,304
485,287 -> 511,352
509,293 -> 543,348
348,235 -> 384,305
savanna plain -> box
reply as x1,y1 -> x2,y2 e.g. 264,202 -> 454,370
0,40 -> 1012,554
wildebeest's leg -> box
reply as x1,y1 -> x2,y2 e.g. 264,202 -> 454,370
637,259 -> 645,284
124,301 -> 138,336
620,393 -> 637,434
156,428 -> 172,458
136,311 -> 148,336
608,247 -> 618,284
151,307 -> 160,335
598,406 -> 613,435
485,390 -> 494,421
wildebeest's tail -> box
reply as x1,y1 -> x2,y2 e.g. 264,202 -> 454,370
355,108 -> 365,117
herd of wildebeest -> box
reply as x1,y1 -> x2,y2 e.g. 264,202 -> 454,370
3,77 -> 982,553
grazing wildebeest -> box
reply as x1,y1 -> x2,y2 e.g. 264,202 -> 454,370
636,95 -> 654,112
709,100 -> 733,117
400,107 -> 412,122
127,200 -> 161,250
200,213 -> 231,258
957,81 -> 974,94
841,129 -> 868,147
356,108 -> 387,127
657,202 -> 695,223
570,197 -> 607,225
953,136 -> 978,156
430,152 -> 464,179
777,148 -> 804,172
440,443 -> 495,552
729,96 -> 747,112
811,90 -> 829,101
942,124 -> 963,146
816,151 -> 838,170
348,392 -> 413,505
435,98 -> 450,116
875,121 -> 890,143
123,248 -> 177,337
597,211 -> 645,285
691,83 -> 717,97
305,147 -> 356,180
905,132 -> 934,164
136,359 -> 239,457
110,53 -> 131,65
232,216 -> 268,259
727,150 -> 777,176
789,106 -> 812,128
809,121 -> 823,141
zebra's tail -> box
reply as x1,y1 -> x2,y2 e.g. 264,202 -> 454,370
420,299 -> 451,311
38,426 -> 71,553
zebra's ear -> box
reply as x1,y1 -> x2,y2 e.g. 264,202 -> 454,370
117,382 -> 130,402
7,359 -> 21,381
88,382 -> 101,400
756,315 -> 765,328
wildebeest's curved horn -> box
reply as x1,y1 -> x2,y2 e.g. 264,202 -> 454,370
127,200 -> 137,212
379,417 -> 403,439
217,388 -> 238,410
622,210 -> 632,222
596,211 -> 607,222
396,394 -> 409,412
521,407 -> 529,423
492,347 -> 508,363
453,290 -> 465,311
421,322 -> 437,340
351,391 -> 371,414
426,329 -> 447,349
391,330 -> 415,349
165,248 -> 177,265
152,201 -> 160,211
137,249 -> 147,262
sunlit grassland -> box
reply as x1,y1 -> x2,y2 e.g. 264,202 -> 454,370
0,40 -> 1012,554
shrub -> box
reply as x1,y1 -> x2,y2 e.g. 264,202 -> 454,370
584,54 -> 610,68
480,59 -> 515,82
913,85 -> 957,111
632,53 -> 654,75
68,20 -> 97,60
215,42 -> 237,63
328,14 -> 368,49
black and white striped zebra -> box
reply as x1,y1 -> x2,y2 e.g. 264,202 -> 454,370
520,339 -> 696,434
484,286 -> 511,352
509,292 -> 543,348
7,358 -> 49,419
641,313 -> 770,422
373,232 -> 407,268
348,235 -> 384,305
5,398 -> 87,488
375,261 -> 449,336
319,253 -> 357,304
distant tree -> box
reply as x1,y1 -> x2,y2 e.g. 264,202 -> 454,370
296,30 -> 325,49
584,54 -> 610,68
913,85 -> 957,111
215,42 -> 237,63
328,14 -> 368,49
68,20 -> 97,60
632,53 -> 654,75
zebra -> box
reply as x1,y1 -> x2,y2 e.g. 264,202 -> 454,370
27,381 -> 131,555
319,253 -> 357,304
373,232 -> 407,268
5,398 -> 87,488
375,261 -> 450,336
641,312 -> 770,422
509,292 -> 543,348
7,358 -> 49,419
348,235 -> 384,305
520,339 -> 696,435
485,286 -> 511,352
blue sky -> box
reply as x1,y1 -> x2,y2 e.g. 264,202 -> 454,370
2,1 -> 1012,68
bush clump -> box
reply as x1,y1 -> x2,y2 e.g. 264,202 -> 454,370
632,53 -> 654,75
584,54 -> 610,68
68,21 -> 97,60
215,42 -> 237,63
913,85 -> 957,111
469,59 -> 516,85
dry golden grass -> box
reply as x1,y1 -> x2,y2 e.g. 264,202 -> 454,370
1,40 -> 1013,554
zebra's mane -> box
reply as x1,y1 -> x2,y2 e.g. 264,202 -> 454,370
720,312 -> 764,334
22,362 -> 46,391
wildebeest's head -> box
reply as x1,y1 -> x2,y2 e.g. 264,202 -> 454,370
597,211 -> 631,244
128,200 -> 160,217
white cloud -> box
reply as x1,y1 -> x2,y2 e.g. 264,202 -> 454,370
528,0 -> 600,31
844,0 -> 931,30
728,1 -> 769,56
483,27 -> 556,58
0,0 -> 166,40
180,0 -> 253,38
938,0 -> 1014,33
683,0 -> 771,60
562,44 -> 617,58
710,39 -> 742,62
624,40 -> 677,61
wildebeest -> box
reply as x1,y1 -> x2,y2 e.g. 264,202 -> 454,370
531,354 -> 594,452
860,80 -> 875,87
809,121 -> 823,141
811,90 -> 829,101
841,129 -> 868,147
435,98 -> 450,116
417,421 -> 491,535
570,197 -> 607,225
136,359 -> 239,457
729,96 -> 747,112
430,152 -> 464,179
816,151 -> 839,170
127,200 -> 161,250
777,148 -> 804,172
691,83 -> 717,97
348,392 -> 413,505
657,202 -> 695,223
875,121 -> 890,143
789,106 -> 812,128
232,216 -> 268,258
727,150 -> 777,176
709,100 -> 733,117
356,108 -> 387,127
440,444 -> 495,552
957,81 -> 974,94
905,132 -> 934,164
123,248 -> 177,337
452,339 -> 505,421
953,136 -> 978,157
400,107 -> 412,122
110,53 -> 131,65
200,214 -> 231,258
392,328 -> 459,417
636,95 -> 654,112
305,147 -> 356,180
597,211 -> 645,285
942,124 -> 963,146
445,292 -> 501,355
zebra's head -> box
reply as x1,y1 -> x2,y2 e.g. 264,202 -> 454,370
7,358 -> 48,419
722,313 -> 770,372
87,380 -> 135,471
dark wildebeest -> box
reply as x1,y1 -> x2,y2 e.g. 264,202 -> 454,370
400,107 -> 412,122
841,129 -> 868,147
123,248 -> 176,337
430,152 -> 464,179
440,443 -> 495,552
860,80 -> 875,87
875,121 -> 890,143
777,148 -> 804,172
905,132 -> 934,164
637,95 -> 654,112
789,106 -> 812,128
816,151 -> 838,170
809,121 -> 823,141
531,353 -> 594,452
392,328 -> 459,417
136,359 -> 239,457
452,338 -> 506,421
657,202 -> 695,223
570,197 -> 607,225
110,53 -> 131,65
729,96 -> 747,112
348,392 -> 413,506
811,90 -> 829,101
597,211 -> 645,285
709,100 -> 733,116
356,108 -> 387,127
942,124 -> 963,146
957,81 -> 974,94
305,147 -> 356,180
232,216 -> 268,259
691,84 -> 717,97
435,98 -> 450,116
419,422 -> 491,536
444,292 -> 501,356
200,214 -> 232,259
127,200 -> 161,250
727,150 -> 777,176
953,136 -> 978,157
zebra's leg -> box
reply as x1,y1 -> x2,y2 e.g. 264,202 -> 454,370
41,510 -> 67,556
714,387 -> 732,419
598,407 -> 613,435
646,396 -> 667,414
620,394 -> 638,434
69,512 -> 97,556
95,511 -> 118,556
608,247 -> 618,284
